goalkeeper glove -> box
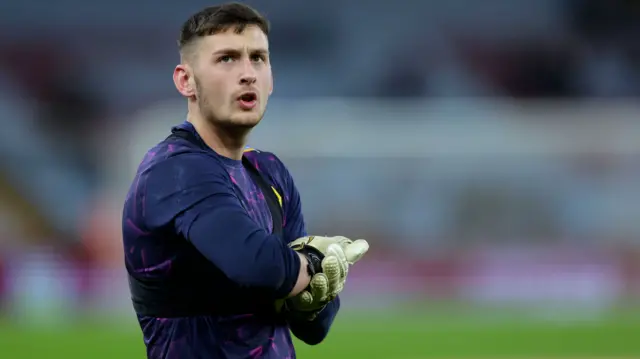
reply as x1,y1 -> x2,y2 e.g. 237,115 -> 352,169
278,236 -> 369,319
280,272 -> 331,320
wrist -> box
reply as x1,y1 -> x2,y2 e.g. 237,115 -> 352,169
297,246 -> 324,276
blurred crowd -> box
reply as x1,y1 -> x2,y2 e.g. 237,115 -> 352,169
1,0 -> 640,312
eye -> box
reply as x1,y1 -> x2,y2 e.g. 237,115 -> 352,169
218,55 -> 234,63
251,54 -> 266,63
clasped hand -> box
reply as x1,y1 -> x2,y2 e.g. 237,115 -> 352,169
279,235 -> 369,319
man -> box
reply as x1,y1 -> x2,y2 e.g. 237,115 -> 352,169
121,3 -> 369,359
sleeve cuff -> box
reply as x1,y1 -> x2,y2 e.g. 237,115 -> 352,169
274,247 -> 301,298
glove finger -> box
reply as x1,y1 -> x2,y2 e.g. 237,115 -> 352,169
326,244 -> 349,279
343,239 -> 369,264
310,273 -> 329,302
325,281 -> 344,301
321,256 -> 342,294
332,236 -> 353,247
297,290 -> 313,306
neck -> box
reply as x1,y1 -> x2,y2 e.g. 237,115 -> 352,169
187,110 -> 248,161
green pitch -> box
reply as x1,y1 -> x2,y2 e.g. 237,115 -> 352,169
1,306 -> 639,359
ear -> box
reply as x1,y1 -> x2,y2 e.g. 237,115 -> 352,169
173,64 -> 196,98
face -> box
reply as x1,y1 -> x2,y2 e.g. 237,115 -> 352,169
174,25 -> 273,129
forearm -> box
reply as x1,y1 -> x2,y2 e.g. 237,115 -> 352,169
185,202 -> 303,298
289,296 -> 341,345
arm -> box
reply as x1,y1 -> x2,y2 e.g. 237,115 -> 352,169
143,153 -> 310,299
274,156 -> 341,344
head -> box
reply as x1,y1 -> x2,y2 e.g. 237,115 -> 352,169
173,3 -> 272,130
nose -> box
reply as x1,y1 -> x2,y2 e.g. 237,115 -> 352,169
239,59 -> 257,85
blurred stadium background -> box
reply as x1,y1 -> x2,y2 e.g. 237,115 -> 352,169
1,0 -> 640,358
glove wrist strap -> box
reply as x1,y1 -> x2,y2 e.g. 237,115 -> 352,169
298,246 -> 324,276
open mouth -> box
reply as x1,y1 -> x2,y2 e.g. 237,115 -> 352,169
237,92 -> 257,109
238,92 -> 257,102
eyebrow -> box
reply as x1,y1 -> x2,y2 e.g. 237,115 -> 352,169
212,48 -> 269,56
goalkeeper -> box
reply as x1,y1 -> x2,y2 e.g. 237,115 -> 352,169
121,4 -> 369,359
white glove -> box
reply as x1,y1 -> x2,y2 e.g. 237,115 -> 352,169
281,236 -> 369,319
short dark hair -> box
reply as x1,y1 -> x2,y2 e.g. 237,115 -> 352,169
178,3 -> 270,52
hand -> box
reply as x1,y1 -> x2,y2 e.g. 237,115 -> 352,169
290,236 -> 368,298
279,236 -> 369,319
280,272 -> 330,320
290,235 -> 369,265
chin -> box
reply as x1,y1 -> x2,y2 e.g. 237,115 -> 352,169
228,113 -> 263,128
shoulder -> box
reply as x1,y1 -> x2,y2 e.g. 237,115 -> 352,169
243,147 -> 291,178
125,139 -> 234,223
137,133 -> 203,170
243,146 -> 296,196
134,137 -> 228,191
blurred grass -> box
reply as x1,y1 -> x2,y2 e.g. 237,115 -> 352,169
1,306 -> 639,358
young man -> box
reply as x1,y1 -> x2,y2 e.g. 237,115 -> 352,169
121,3 -> 369,359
